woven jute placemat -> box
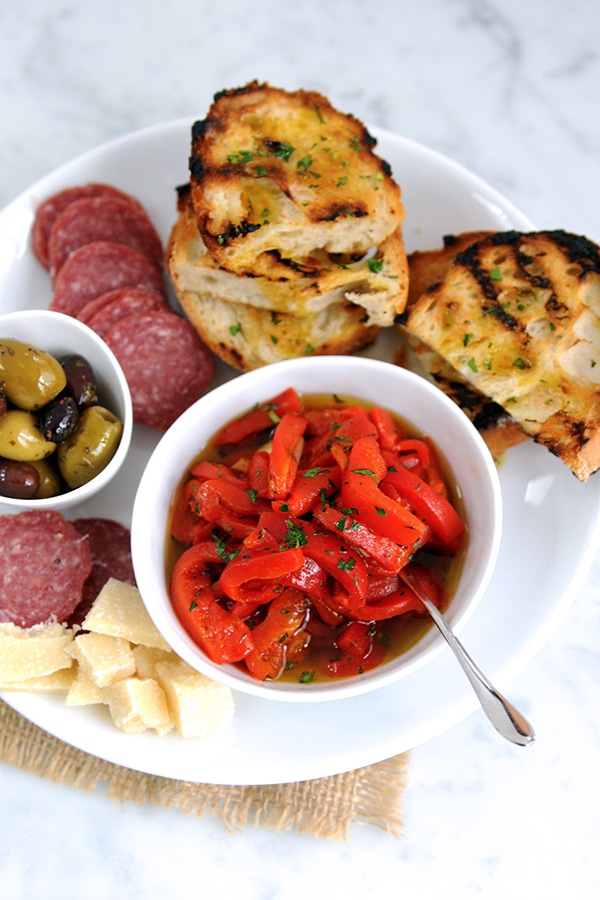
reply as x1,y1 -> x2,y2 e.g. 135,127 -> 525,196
0,700 -> 409,840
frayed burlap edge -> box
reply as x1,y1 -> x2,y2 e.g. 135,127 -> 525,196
0,700 -> 408,840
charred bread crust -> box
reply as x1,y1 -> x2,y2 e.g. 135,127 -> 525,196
405,229 -> 600,479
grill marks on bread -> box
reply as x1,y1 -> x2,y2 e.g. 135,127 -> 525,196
405,230 -> 600,479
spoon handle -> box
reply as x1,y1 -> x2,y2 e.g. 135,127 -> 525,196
401,572 -> 535,746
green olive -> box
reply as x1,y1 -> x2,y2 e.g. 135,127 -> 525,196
57,405 -> 123,488
0,409 -> 57,461
28,456 -> 63,499
0,339 -> 67,411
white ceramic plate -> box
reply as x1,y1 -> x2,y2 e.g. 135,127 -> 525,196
2,120 -> 599,785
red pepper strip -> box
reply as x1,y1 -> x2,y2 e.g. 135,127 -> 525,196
242,524 -> 280,552
200,477 -> 270,517
394,438 -> 430,469
422,437 -> 450,500
214,388 -> 303,446
381,455 -> 464,549
189,459 -> 245,483
208,507 -> 259,540
244,590 -> 310,680
274,465 -> 341,517
336,621 -> 375,658
247,450 -> 270,498
303,413 -> 377,467
170,478 -> 203,544
279,557 -> 329,600
369,406 -> 403,451
218,547 -> 305,604
303,405 -> 369,436
268,412 -> 308,499
256,510 -> 369,612
341,436 -> 429,549
311,503 -> 410,574
325,586 -> 422,621
327,621 -> 386,677
170,544 -> 254,664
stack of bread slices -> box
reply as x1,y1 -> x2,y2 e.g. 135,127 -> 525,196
166,82 -> 409,371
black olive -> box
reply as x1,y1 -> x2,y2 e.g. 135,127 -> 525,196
0,459 -> 40,499
58,354 -> 98,408
38,396 -> 80,443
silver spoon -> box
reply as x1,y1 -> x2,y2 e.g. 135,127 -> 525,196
400,569 -> 535,746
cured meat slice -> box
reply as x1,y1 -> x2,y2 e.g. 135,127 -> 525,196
48,195 -> 164,276
78,287 -> 168,337
50,240 -> 166,318
0,510 -> 93,628
105,309 -> 215,430
32,183 -> 148,270
68,517 -> 136,626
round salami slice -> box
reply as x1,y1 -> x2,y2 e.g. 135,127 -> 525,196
78,287 -> 168,338
0,510 -> 93,628
50,240 -> 166,318
48,195 -> 164,277
32,183 -> 149,270
68,517 -> 136,626
105,310 -> 215,430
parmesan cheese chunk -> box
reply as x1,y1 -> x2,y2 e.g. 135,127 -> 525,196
0,667 -> 76,693
65,667 -> 106,706
67,632 -> 135,688
154,659 -> 235,739
0,622 -> 74,683
82,578 -> 171,650
104,676 -> 173,735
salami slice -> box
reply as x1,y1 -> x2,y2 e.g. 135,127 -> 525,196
48,195 -> 164,277
105,310 -> 215,430
32,183 -> 148,270
78,287 -> 168,338
68,517 -> 136,626
50,240 -> 166,318
0,510 -> 93,628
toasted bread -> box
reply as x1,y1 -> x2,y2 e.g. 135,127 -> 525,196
169,286 -> 379,372
189,82 -> 405,274
399,230 -> 528,458
405,230 -> 600,480
167,187 -> 408,327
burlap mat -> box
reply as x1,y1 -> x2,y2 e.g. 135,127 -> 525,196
0,699 -> 409,840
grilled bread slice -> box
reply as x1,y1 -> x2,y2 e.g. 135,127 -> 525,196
405,229 -> 600,480
169,290 -> 379,372
398,230 -> 528,458
167,187 -> 408,326
188,82 -> 405,275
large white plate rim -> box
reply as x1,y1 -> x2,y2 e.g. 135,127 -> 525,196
1,119 -> 599,785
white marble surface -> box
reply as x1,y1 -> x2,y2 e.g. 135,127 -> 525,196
1,1 -> 600,897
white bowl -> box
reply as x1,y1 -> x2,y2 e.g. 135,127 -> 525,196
132,355 -> 502,702
0,309 -> 133,511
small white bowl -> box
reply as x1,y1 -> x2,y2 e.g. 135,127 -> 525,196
131,355 -> 502,702
0,309 -> 133,511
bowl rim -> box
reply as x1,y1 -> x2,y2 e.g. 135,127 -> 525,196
131,355 -> 502,702
0,308 -> 133,510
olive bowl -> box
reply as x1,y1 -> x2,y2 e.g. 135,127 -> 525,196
0,309 -> 133,511
132,355 -> 502,703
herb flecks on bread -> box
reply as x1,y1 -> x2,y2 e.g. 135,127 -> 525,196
404,229 -> 600,480
166,82 -> 409,371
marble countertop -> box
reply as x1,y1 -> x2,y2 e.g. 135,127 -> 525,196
1,1 -> 599,897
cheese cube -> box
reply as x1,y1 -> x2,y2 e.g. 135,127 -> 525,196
0,622 -> 74,683
154,659 -> 234,739
68,632 -> 135,688
132,644 -> 179,679
104,676 -> 173,735
65,667 -> 106,706
82,578 -> 171,650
